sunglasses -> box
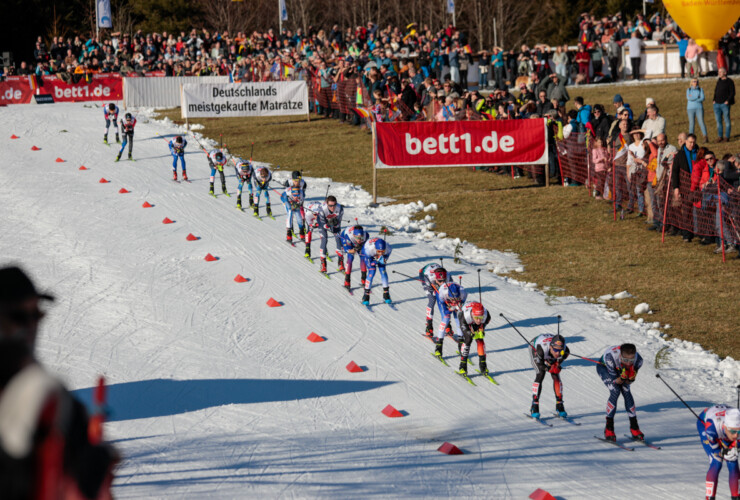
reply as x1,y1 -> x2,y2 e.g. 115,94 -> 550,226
620,355 -> 636,365
472,314 -> 485,322
327,203 -> 336,207
727,428 -> 740,436
5,308 -> 45,326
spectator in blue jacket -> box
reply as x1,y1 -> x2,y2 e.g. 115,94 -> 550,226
574,96 -> 592,133
686,77 -> 708,143
613,94 -> 633,120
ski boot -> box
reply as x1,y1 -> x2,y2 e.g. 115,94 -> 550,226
209,182 -> 215,195
361,270 -> 367,286
173,171 -> 178,181
444,325 -> 452,337
182,171 -> 188,181
104,134 -> 108,144
249,195 -> 254,208
236,196 -> 242,210
320,258 -> 327,273
304,245 -> 311,259
115,153 -> 121,162
299,226 -> 305,242
629,416 -> 644,441
343,273 -> 351,290
128,153 -> 132,161
266,203 -> 272,217
434,338 -> 444,358
338,255 -> 345,272
425,318 -> 433,337
530,400 -> 540,419
604,417 -> 616,441
382,287 -> 391,304
286,229 -> 293,243
361,289 -> 370,305
115,133 -> 120,143
222,187 -> 228,196
555,401 -> 567,418
479,355 -> 488,375
253,205 -> 259,217
457,357 -> 468,376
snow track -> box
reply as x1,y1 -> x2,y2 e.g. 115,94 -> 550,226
0,103 -> 736,498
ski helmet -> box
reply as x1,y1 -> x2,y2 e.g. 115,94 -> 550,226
373,238 -> 387,255
470,302 -> 485,321
291,170 -> 302,180
725,409 -> 740,431
125,112 -> 132,120
446,283 -> 461,302
175,135 -> 183,144
433,267 -> 448,283
351,226 -> 365,245
108,103 -> 116,111
215,151 -> 224,162
550,334 -> 565,354
238,161 -> 250,174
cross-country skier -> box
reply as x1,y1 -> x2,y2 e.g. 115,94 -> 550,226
432,282 -> 467,359
340,225 -> 369,290
283,170 -> 307,198
281,185 -> 305,243
207,149 -> 228,195
115,113 -> 136,161
529,333 -> 570,419
252,166 -> 273,217
597,343 -> 644,441
457,302 -> 491,376
317,195 -> 344,274
103,103 -> 119,144
168,136 -> 188,181
360,237 -> 392,305
419,264 -> 450,336
697,404 -> 740,500
303,202 -> 322,258
234,159 -> 253,209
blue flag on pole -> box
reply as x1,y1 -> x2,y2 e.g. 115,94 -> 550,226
280,0 -> 288,21
97,0 -> 112,28
446,0 -> 455,14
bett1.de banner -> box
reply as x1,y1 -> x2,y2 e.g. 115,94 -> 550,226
374,119 -> 548,168
181,81 -> 308,118
0,75 -> 122,104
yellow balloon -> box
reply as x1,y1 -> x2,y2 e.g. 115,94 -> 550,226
663,0 -> 740,51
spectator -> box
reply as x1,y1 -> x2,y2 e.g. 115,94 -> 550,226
492,47 -> 505,90
686,78 -> 709,142
645,133 -> 678,231
671,133 -> 699,241
642,104 -> 666,138
712,67 -> 735,142
673,32 -> 689,79
589,103 -> 612,140
627,128 -> 648,214
613,94 -> 633,120
535,89 -> 553,116
575,43 -> 591,83
573,96 -> 592,133
591,136 -> 609,198
0,266 -> 117,498
684,39 -> 703,78
606,34 -> 621,81
624,31 -> 644,80
536,72 -> 569,104
552,45 -> 568,79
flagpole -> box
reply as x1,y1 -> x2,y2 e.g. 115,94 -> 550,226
279,0 -> 282,35
95,0 -> 99,41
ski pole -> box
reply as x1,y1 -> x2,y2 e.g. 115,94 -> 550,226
250,142 -> 254,161
391,270 -> 440,293
736,384 -> 739,408
568,352 -> 603,365
499,313 -> 534,348
557,314 -> 561,336
324,184 -> 330,200
655,373 -> 702,421
477,269 -> 482,302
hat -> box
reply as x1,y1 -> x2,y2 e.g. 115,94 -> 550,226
0,267 -> 54,304
436,90 -> 445,97
645,97 -> 655,105
629,128 -> 646,137
617,106 -> 627,114
725,409 -> 740,429
613,93 -> 623,103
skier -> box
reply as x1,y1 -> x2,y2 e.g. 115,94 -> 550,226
456,302 -> 491,376
697,404 -> 740,500
317,195 -> 344,274
339,224 -> 370,290
115,113 -> 136,162
283,170 -> 307,198
168,135 -> 188,181
418,263 -> 450,336
252,166 -> 273,217
529,333 -> 570,419
281,185 -> 305,243
432,282 -> 468,359
303,202 -> 322,258
234,159 -> 254,209
360,237 -> 393,305
103,103 -> 119,144
597,343 -> 644,441
207,149 -> 228,195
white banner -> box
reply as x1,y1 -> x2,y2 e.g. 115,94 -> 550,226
280,0 -> 288,21
97,0 -> 112,28
181,81 -> 308,118
124,76 -> 230,108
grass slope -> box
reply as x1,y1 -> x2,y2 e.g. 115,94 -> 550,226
158,77 -> 740,358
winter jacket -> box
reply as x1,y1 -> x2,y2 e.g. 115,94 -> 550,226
686,87 -> 705,110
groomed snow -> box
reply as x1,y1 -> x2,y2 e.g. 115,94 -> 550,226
1,102 -> 738,499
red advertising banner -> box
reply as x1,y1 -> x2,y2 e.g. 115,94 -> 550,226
0,75 -> 122,105
374,119 -> 548,168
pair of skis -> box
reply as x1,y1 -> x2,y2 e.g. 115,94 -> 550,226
594,435 -> 662,451
431,352 -> 498,386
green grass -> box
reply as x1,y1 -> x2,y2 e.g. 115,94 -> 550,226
157,76 -> 740,359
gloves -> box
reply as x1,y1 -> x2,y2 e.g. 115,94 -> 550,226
620,366 -> 637,383
376,256 -> 385,265
548,362 -> 561,374
722,445 -> 739,462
